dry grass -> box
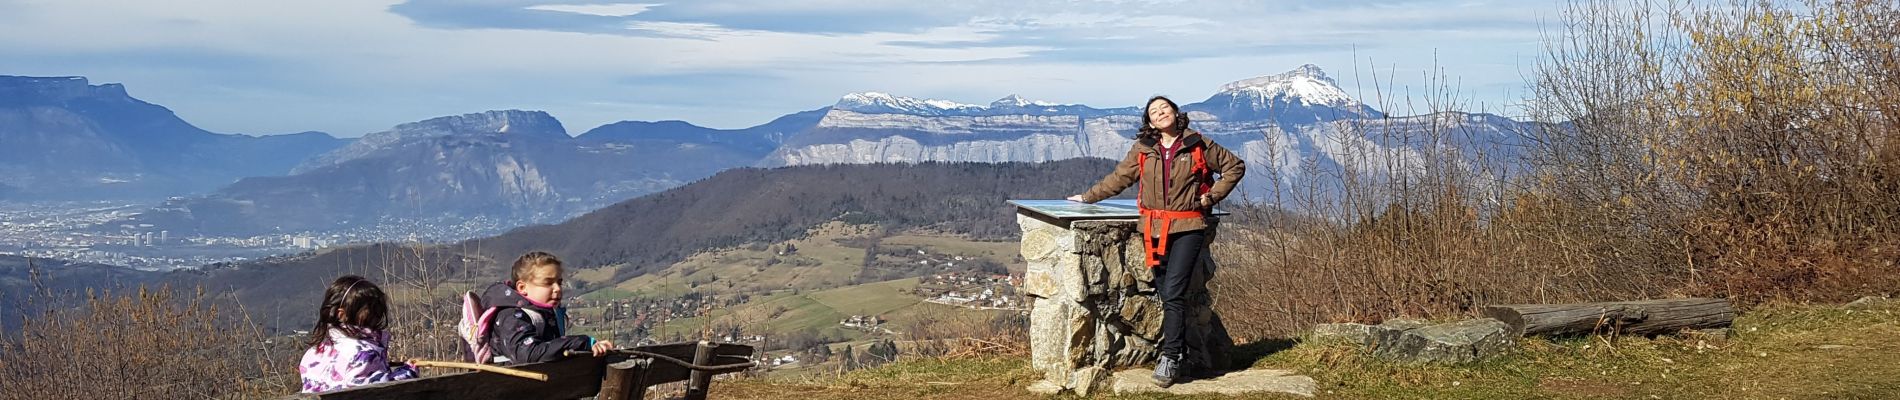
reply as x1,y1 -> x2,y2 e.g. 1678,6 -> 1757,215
715,300 -> 1900,399
1252,300 -> 1900,399
714,356 -> 1042,400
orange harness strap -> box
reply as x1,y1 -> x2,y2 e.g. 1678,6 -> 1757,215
1136,144 -> 1211,267
1140,209 -> 1205,266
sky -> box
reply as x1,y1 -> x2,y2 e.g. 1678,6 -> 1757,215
0,0 -> 1555,137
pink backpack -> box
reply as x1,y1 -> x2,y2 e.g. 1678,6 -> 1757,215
457,291 -> 546,364
457,291 -> 501,363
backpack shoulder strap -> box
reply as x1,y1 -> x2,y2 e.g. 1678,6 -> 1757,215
1136,152 -> 1147,203
1193,146 -> 1210,195
520,308 -> 547,337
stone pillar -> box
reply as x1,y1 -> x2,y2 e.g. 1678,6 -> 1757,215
1018,212 -> 1234,395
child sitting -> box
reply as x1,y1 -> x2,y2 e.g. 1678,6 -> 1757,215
479,251 -> 614,364
299,276 -> 418,393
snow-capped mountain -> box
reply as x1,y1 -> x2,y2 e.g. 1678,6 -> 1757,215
763,64 -> 1532,200
991,94 -> 1057,108
835,92 -> 987,116
834,92 -> 1137,118
1219,64 -> 1360,108
1184,63 -> 1383,125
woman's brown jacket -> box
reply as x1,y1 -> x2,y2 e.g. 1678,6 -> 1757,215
1079,129 -> 1246,236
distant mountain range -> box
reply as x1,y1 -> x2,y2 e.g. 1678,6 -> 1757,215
5,63 -> 1533,239
0,76 -> 346,199
0,158 -> 1118,334
118,109 -> 822,236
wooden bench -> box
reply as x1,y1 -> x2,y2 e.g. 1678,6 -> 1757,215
290,341 -> 755,400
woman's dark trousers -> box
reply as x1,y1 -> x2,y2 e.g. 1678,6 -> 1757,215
1155,229 -> 1206,359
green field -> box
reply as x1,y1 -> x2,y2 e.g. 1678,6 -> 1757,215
879,234 -> 1022,273
646,277 -> 980,340
561,222 -> 1020,357
592,222 -> 877,300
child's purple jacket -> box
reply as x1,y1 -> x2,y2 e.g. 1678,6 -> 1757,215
299,326 -> 419,393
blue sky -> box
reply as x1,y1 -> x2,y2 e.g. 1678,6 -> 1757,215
0,0 -> 1553,136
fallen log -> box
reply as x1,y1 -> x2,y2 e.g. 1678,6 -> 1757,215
1482,298 -> 1735,337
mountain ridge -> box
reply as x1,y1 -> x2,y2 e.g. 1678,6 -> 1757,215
0,75 -> 348,199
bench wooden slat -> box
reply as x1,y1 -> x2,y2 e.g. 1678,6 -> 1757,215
284,341 -> 756,400
290,356 -> 604,400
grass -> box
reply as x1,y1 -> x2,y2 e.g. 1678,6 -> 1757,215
606,222 -> 876,298
807,278 -> 922,316
716,356 -> 1041,400
880,234 -> 1023,273
711,300 -> 1900,399
1256,300 -> 1900,399
669,290 -> 851,339
580,287 -> 638,301
647,277 -> 966,340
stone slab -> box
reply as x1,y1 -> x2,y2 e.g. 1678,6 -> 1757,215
1110,368 -> 1316,397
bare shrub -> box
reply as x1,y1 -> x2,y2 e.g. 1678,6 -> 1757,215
899,308 -> 1028,359
0,283 -> 291,399
1527,0 -> 1900,302
1213,0 -> 1900,342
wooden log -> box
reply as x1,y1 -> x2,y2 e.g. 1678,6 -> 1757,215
1483,298 -> 1735,337
684,341 -> 716,400
597,358 -> 649,400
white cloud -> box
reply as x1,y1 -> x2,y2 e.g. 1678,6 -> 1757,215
525,3 -> 659,17
0,0 -> 1551,135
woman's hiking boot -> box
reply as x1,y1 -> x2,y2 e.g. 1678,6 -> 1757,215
1152,354 -> 1180,388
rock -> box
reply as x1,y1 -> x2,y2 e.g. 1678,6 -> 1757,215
1017,214 -> 1079,299
1020,271 -> 1061,300
1067,306 -> 1095,366
1119,295 -> 1164,339
1018,215 -> 1063,260
1070,366 -> 1109,396
1026,379 -> 1063,395
1129,255 -> 1156,291
1364,318 -> 1435,348
1029,298 -> 1078,383
1373,318 -> 1515,364
1019,213 -> 1234,393
1380,318 -> 1434,330
1845,296 -> 1892,310
1105,258 -> 1134,291
1080,256 -> 1109,296
1311,323 -> 1378,345
1103,334 -> 1159,367
1110,368 -> 1316,397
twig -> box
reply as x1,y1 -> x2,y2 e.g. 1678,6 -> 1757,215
408,360 -> 549,381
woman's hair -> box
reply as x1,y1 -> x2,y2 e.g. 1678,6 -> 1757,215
511,251 -> 563,283
305,275 -> 390,349
1137,95 -> 1190,143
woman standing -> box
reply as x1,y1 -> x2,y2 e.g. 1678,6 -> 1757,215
1068,95 -> 1245,387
